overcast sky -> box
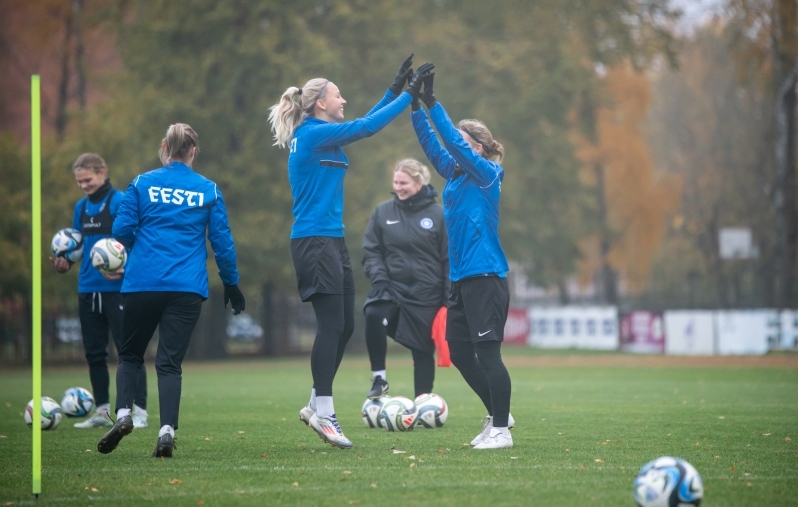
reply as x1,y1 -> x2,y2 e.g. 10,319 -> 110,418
670,0 -> 728,31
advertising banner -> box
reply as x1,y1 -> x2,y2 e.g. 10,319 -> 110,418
503,308 -> 530,346
620,311 -> 665,353
715,310 -> 773,355
663,311 -> 715,355
529,306 -> 618,350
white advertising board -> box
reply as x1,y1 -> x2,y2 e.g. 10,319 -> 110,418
714,310 -> 773,355
663,311 -> 715,355
528,307 -> 618,350
779,311 -> 798,350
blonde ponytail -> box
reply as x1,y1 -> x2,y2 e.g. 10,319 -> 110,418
159,123 -> 199,166
269,78 -> 330,148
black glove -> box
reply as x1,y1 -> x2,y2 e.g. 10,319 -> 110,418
368,280 -> 391,299
406,63 -> 434,101
420,73 -> 437,108
224,283 -> 246,315
411,96 -> 421,112
389,54 -> 414,95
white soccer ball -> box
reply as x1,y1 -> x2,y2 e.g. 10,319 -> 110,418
380,396 -> 417,432
413,393 -> 448,428
24,396 -> 63,430
60,387 -> 95,418
634,456 -> 703,507
362,396 -> 390,428
90,238 -> 127,272
51,228 -> 84,263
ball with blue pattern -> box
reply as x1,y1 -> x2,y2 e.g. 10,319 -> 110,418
634,456 -> 703,507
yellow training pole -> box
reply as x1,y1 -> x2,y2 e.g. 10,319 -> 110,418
31,74 -> 42,497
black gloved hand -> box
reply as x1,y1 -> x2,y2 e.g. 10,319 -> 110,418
406,63 -> 434,101
389,54 -> 414,95
420,73 -> 437,108
224,283 -> 246,315
368,280 -> 391,299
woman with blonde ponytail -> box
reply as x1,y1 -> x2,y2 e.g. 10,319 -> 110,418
269,56 -> 434,449
411,73 -> 514,450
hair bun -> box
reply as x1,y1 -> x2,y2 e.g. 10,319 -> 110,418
297,88 -> 303,95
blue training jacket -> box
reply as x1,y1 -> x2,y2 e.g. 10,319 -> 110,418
72,187 -> 125,293
288,90 -> 412,239
411,103 -> 509,282
113,161 -> 239,298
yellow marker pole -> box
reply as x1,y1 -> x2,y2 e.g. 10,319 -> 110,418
31,74 -> 42,497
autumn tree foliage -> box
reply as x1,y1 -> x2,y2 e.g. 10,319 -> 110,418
573,63 -> 682,301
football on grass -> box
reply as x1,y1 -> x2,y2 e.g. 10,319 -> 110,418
413,393 -> 448,428
633,456 -> 703,507
379,396 -> 417,432
61,387 -> 95,417
24,396 -> 63,430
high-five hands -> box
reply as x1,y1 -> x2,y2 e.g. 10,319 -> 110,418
390,54 -> 414,96
420,73 -> 437,109
407,63 -> 434,101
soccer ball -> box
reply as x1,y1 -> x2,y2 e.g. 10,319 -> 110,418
413,393 -> 448,428
90,238 -> 127,272
633,456 -> 703,507
24,397 -> 63,430
380,396 -> 417,432
51,228 -> 84,263
362,396 -> 390,428
60,387 -> 95,418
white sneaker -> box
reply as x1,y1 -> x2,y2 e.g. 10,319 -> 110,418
132,412 -> 148,428
473,428 -> 513,449
308,413 -> 353,449
470,413 -> 515,446
299,404 -> 315,426
74,409 -> 113,428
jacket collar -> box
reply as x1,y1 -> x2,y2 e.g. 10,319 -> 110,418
87,179 -> 113,203
393,185 -> 437,210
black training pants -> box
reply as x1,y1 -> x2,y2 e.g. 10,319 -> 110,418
115,291 -> 202,430
310,293 -> 355,397
78,292 -> 146,408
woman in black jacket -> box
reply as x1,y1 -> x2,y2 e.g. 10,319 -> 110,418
362,158 -> 449,399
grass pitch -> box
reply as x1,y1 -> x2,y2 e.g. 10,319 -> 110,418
1,347 -> 796,506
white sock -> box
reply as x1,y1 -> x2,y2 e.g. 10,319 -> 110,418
309,388 -> 317,411
134,404 -> 148,417
96,403 -> 111,415
315,396 -> 334,418
372,370 -> 386,381
491,427 -> 509,437
116,408 -> 131,419
159,425 -> 174,438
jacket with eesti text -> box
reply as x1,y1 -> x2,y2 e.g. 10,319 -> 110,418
112,161 -> 239,298
411,103 -> 509,282
288,90 -> 412,239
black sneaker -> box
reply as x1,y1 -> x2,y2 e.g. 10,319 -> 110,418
152,433 -> 176,458
97,415 -> 134,454
367,376 -> 389,399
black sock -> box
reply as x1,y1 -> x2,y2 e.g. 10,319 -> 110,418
474,341 -> 511,428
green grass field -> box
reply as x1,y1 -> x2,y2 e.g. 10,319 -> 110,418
1,347 -> 796,506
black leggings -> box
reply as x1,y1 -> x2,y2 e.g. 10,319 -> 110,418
448,340 -> 512,427
365,301 -> 435,397
310,293 -> 355,397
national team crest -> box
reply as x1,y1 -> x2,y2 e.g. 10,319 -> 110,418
420,218 -> 433,229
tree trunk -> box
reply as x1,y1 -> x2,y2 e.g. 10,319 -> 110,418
187,287 -> 228,359
55,9 -> 73,137
595,162 -> 619,304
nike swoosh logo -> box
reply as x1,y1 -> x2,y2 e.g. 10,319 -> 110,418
386,220 -> 400,224
478,330 -> 491,337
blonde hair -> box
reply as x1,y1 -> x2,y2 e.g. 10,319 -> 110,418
394,158 -> 431,185
457,119 -> 504,163
73,153 -> 107,173
159,123 -> 199,166
268,78 -> 329,148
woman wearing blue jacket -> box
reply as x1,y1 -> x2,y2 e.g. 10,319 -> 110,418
268,56 -> 433,449
410,76 -> 514,449
97,123 -> 245,458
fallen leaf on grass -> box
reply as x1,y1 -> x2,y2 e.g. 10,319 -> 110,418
763,433 -> 771,436
0,435 -> 6,438
510,457 -> 519,460
4,501 -> 14,506
370,483 -> 377,488
595,459 -> 603,463
747,482 -> 752,487
343,471 -> 352,475
438,447 -> 445,452
785,437 -> 792,442
197,500 -> 205,505
85,449 -> 91,453
718,416 -> 725,420
731,466 -> 736,472
565,448 -> 571,452
408,455 -> 415,460
602,441 -> 608,446
238,431 -> 245,434
410,463 -> 416,468
292,482 -> 299,487
349,500 -> 361,505
391,449 -> 407,454
205,437 -> 211,441
85,486 -> 99,492
261,453 -> 269,458
579,464 -> 585,470
169,479 -> 182,485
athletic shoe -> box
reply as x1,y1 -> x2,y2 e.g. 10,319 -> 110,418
132,412 -> 148,429
97,415 -> 134,454
473,428 -> 513,449
152,434 -> 176,458
367,376 -> 389,399
470,413 -> 515,446
299,404 -> 315,426
74,409 -> 113,429
308,413 -> 353,449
